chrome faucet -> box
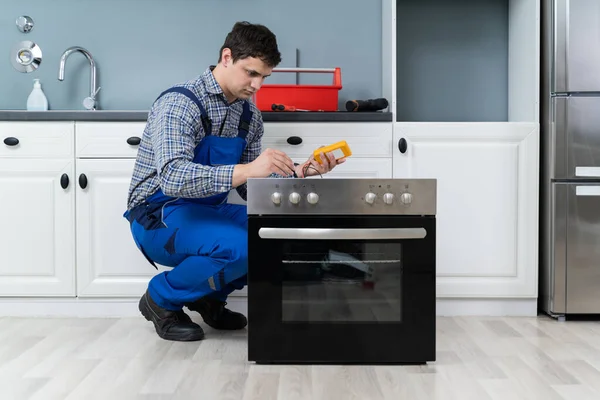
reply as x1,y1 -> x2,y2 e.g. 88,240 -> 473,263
58,46 -> 100,110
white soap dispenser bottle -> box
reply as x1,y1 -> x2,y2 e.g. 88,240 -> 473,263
26,78 -> 49,111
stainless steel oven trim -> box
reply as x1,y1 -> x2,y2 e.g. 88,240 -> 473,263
258,227 -> 427,240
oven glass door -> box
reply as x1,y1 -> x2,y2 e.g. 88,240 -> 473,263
248,215 -> 435,364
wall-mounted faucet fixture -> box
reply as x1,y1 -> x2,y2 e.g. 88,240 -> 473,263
16,16 -> 34,33
58,46 -> 100,110
10,40 -> 42,73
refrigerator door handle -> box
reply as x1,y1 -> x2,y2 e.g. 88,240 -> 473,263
576,186 -> 600,196
575,167 -> 600,178
553,0 -> 568,93
552,97 -> 567,179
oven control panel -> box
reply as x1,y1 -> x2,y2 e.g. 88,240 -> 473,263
247,178 -> 436,215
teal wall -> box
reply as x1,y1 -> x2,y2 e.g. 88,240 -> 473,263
1,0 -> 382,111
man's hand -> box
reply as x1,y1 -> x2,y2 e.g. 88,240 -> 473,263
295,150 -> 346,178
233,148 -> 296,187
246,148 -> 296,177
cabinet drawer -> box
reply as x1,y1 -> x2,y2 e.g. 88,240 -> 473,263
0,122 -> 74,158
76,122 -> 146,158
262,122 -> 392,158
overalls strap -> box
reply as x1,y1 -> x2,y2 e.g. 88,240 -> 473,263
237,100 -> 252,140
156,87 -> 212,135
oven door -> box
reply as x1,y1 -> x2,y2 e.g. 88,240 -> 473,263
247,215 -> 436,364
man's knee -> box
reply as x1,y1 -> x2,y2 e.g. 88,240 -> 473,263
210,229 -> 248,264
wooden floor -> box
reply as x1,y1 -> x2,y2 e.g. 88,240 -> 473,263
1,314 -> 600,399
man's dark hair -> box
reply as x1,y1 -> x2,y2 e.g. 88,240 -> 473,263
219,21 -> 282,68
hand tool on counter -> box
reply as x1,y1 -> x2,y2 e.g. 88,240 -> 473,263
271,103 -> 310,112
345,98 -> 389,112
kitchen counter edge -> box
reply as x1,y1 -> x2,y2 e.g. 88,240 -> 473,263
0,111 -> 392,123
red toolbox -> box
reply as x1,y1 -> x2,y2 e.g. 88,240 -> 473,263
254,67 -> 342,112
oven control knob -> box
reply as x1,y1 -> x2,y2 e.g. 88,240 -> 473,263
289,192 -> 301,204
307,192 -> 319,205
400,192 -> 413,205
365,192 -> 376,204
383,193 -> 394,205
271,192 -> 282,205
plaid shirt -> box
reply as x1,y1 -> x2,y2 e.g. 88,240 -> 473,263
126,67 -> 272,210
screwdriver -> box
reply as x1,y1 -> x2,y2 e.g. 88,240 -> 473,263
271,103 -> 310,112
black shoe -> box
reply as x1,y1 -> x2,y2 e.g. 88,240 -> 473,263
138,290 -> 205,341
186,297 -> 247,330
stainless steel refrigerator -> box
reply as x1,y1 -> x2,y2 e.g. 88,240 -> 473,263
540,0 -> 600,319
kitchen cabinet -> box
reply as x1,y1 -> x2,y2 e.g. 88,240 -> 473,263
394,122 -> 539,303
75,123 -> 159,297
75,158 -> 161,297
383,0 -> 540,315
0,122 -> 76,296
0,114 -> 540,316
262,122 -> 392,159
266,121 -> 393,179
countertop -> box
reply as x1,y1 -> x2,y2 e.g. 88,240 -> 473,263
0,110 -> 392,123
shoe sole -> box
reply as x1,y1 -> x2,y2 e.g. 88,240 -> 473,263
204,319 -> 247,330
186,306 -> 247,330
139,296 -> 205,342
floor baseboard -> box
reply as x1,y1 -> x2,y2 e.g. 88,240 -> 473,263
0,297 -> 538,318
436,298 -> 538,317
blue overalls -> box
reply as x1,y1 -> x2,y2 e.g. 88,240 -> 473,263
124,87 -> 251,311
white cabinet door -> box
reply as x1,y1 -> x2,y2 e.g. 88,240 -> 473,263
0,121 -> 74,159
76,159 -> 161,297
0,159 -> 75,296
393,122 -> 539,298
263,122 -> 392,158
76,122 -> 145,158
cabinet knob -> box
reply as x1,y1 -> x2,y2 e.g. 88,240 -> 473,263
79,173 -> 88,189
127,136 -> 141,146
60,173 -> 69,189
287,136 -> 302,145
3,137 -> 19,146
398,138 -> 407,154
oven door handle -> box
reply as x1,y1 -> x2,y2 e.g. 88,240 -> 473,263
258,227 -> 427,240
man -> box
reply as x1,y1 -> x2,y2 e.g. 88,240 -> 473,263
124,21 -> 343,341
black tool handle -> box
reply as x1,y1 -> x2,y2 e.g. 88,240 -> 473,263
345,98 -> 389,112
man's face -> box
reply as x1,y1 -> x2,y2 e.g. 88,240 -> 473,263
222,49 -> 272,101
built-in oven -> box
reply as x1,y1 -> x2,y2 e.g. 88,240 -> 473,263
247,178 -> 437,364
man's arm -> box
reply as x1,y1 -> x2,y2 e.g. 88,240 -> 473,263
234,121 -> 298,200
235,121 -> 265,201
152,94 -> 237,198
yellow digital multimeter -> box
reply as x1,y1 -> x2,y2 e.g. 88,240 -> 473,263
313,140 -> 352,164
